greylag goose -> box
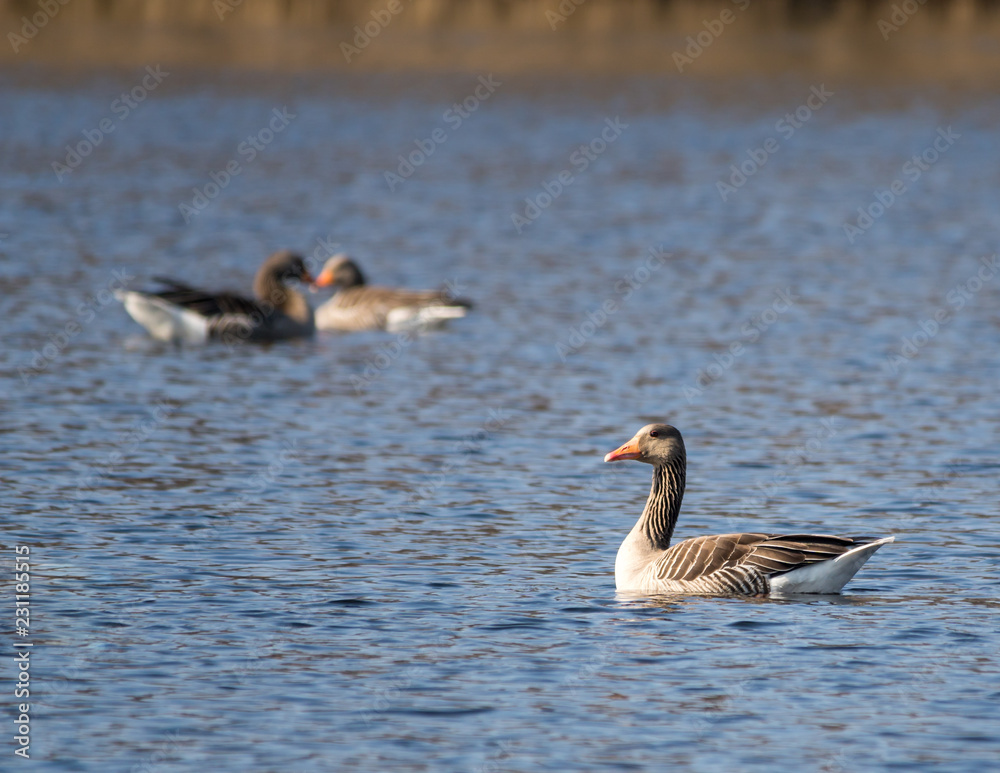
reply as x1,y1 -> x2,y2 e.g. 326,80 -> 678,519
605,424 -> 894,595
116,250 -> 315,344
312,254 -> 472,332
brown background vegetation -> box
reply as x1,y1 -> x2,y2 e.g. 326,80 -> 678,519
2,0 -> 999,80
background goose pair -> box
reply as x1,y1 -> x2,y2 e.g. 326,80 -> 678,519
117,250 -> 473,343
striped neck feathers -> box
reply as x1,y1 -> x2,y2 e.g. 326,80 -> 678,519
640,454 -> 686,551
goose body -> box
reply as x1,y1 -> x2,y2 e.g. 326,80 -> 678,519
117,250 -> 315,344
313,255 -> 472,332
606,424 -> 894,596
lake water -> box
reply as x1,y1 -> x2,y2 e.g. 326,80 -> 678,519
2,68 -> 999,771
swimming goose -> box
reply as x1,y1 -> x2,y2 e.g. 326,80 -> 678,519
312,254 -> 472,332
605,424 -> 894,595
116,250 -> 315,344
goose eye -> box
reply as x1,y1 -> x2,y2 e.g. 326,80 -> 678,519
649,430 -> 659,438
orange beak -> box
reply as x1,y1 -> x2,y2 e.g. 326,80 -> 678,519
313,267 -> 335,288
604,438 -> 641,462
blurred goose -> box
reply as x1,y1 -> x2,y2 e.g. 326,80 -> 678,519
116,250 -> 315,344
604,424 -> 894,595
313,254 -> 472,332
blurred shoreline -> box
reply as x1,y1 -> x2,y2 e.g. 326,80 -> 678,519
2,0 -> 1000,81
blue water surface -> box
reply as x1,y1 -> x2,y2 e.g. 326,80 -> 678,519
2,67 -> 999,772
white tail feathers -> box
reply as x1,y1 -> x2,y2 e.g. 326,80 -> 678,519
116,290 -> 209,344
385,304 -> 468,332
769,536 -> 895,595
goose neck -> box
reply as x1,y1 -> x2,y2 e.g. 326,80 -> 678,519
254,270 -> 311,324
639,457 -> 685,551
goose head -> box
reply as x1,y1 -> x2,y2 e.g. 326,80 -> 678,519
260,250 -> 314,283
604,424 -> 685,465
314,254 -> 366,290
254,250 -> 314,304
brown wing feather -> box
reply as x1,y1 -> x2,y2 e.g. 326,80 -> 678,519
654,533 -> 866,582
148,278 -> 263,318
349,286 -> 467,309
328,286 -> 469,329
327,287 -> 394,329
